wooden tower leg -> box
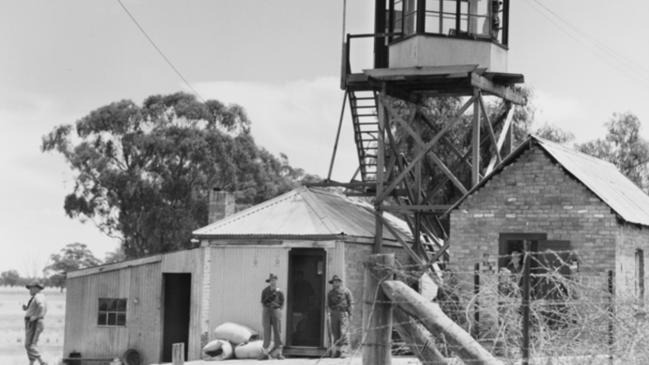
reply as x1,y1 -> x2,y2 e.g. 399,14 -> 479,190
374,88 -> 387,254
472,89 -> 481,187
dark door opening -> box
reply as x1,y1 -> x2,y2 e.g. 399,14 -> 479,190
499,234 -> 576,327
162,273 -> 191,362
286,249 -> 326,352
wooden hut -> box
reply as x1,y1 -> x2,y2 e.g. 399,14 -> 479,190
63,187 -> 410,363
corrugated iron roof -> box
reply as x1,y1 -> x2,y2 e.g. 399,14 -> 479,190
449,135 -> 649,227
193,186 -> 413,241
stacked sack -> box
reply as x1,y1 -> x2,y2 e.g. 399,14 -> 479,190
202,322 -> 269,361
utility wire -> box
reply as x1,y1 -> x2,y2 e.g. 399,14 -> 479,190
115,0 -> 207,102
523,0 -> 649,84
529,0 -> 649,75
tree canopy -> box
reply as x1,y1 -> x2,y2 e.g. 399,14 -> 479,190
43,92 -> 316,258
577,112 -> 649,191
44,242 -> 102,289
0,270 -> 21,287
535,123 -> 575,144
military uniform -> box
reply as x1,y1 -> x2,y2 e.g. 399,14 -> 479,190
260,274 -> 284,360
327,275 -> 352,357
24,281 -> 47,365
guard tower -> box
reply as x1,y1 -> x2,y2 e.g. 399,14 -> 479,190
336,0 -> 525,266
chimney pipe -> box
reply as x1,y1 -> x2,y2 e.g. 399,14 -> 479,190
208,188 -> 235,224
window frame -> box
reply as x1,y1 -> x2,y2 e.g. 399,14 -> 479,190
387,0 -> 509,46
97,298 -> 127,327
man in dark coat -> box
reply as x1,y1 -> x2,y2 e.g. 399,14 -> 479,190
326,275 -> 352,358
260,273 -> 285,360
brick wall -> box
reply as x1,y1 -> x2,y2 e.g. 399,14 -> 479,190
616,224 -> 649,303
343,242 -> 409,348
449,146 -> 618,290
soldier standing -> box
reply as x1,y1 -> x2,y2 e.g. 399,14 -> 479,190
23,281 -> 48,365
326,275 -> 352,358
260,273 -> 285,360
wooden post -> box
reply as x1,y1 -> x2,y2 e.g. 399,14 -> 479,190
473,263 -> 480,339
503,118 -> 513,157
393,308 -> 448,365
172,343 -> 184,365
521,241 -> 531,365
382,280 -> 503,365
374,89 -> 387,254
363,254 -> 395,365
472,89 -> 481,187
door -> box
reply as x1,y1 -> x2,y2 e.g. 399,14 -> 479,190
161,273 -> 191,362
286,249 -> 326,350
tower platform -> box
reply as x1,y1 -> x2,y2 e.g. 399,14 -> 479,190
345,65 -> 525,105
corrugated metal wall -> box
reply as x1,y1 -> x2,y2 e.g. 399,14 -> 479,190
63,261 -> 162,364
207,241 -> 345,347
63,248 -> 207,363
209,246 -> 289,339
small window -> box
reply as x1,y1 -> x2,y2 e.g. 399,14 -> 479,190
636,249 -> 645,305
98,298 -> 127,326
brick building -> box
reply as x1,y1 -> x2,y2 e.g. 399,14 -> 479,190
63,187 -> 409,363
448,136 -> 649,302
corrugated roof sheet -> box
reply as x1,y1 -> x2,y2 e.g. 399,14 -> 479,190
193,186 -> 413,241
536,136 -> 649,226
450,135 -> 649,227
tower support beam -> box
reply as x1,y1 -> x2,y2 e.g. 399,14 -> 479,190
472,89 -> 481,186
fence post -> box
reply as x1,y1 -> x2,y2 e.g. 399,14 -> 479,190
521,240 -> 531,365
473,263 -> 480,339
172,342 -> 184,365
363,253 -> 395,365
607,269 -> 614,365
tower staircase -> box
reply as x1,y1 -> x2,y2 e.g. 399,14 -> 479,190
348,90 -> 380,183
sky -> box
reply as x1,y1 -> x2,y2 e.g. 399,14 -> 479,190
1,0 -> 648,275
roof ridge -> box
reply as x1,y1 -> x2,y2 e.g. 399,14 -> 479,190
300,188 -> 340,234
193,188 -> 303,234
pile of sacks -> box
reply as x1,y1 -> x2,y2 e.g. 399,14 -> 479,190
202,322 -> 271,361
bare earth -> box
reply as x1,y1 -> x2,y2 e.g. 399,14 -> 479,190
152,357 -> 423,365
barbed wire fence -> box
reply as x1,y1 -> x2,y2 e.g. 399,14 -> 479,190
316,250 -> 649,365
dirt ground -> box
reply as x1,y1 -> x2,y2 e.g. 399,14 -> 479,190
0,286 -> 66,365
152,357 -> 423,365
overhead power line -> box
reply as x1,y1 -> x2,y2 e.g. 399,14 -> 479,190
530,0 -> 649,75
115,0 -> 207,102
524,0 -> 649,84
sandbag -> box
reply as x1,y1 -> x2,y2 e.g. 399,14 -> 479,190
213,322 -> 258,345
202,339 -> 233,361
234,340 -> 270,359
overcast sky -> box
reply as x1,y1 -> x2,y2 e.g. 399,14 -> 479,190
1,0 -> 648,275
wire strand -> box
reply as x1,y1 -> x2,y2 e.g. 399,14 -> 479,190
115,0 -> 207,102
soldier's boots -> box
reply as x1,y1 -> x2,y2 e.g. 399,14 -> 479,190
270,347 -> 285,360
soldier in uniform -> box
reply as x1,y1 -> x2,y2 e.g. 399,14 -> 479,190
326,275 -> 352,358
260,273 -> 285,360
23,281 -> 48,365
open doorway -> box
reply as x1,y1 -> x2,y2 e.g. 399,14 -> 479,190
286,248 -> 326,355
161,273 -> 191,362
